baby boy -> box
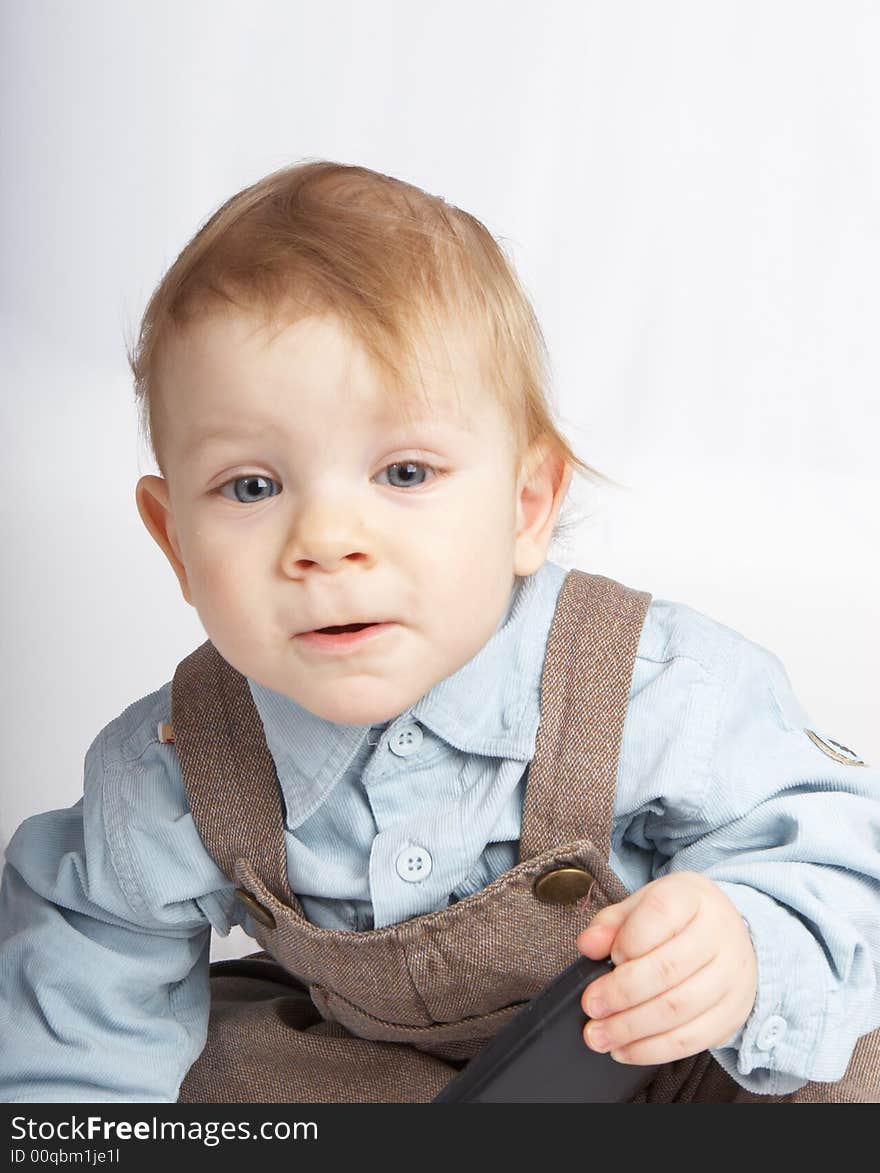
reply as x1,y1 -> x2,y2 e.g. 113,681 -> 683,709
1,160 -> 878,1102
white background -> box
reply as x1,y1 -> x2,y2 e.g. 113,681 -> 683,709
1,2 -> 878,961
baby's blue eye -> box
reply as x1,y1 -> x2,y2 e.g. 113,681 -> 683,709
218,475 -> 281,504
376,462 -> 434,488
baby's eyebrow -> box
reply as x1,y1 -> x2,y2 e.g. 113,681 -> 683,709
183,423 -> 278,453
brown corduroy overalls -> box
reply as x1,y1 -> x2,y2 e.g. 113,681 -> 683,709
167,570 -> 878,1102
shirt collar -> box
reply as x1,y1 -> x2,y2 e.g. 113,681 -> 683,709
247,559 -> 570,827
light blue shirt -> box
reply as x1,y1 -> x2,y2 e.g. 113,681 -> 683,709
1,560 -> 879,1102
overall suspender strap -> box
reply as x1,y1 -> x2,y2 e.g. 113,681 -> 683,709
518,570 -> 652,863
172,640 -> 295,904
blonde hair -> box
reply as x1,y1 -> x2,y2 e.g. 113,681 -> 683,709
127,159 -> 617,547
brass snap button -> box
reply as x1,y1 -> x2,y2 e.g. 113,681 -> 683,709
533,866 -> 595,904
233,887 -> 276,929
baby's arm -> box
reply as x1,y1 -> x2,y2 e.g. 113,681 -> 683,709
583,628 -> 880,1095
0,840 -> 210,1102
0,690 -> 236,1102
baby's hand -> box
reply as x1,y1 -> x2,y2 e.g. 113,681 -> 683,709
576,871 -> 757,1065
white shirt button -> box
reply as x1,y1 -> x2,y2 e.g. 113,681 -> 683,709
389,723 -> 424,757
395,845 -> 433,882
755,1015 -> 787,1051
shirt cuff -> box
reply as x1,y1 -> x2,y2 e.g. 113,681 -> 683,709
707,880 -> 828,1095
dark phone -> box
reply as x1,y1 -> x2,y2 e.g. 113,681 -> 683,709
433,955 -> 659,1103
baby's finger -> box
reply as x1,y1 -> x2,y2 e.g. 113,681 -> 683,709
576,918 -> 618,960
582,914 -> 716,1019
591,988 -> 745,1067
576,886 -> 647,957
584,955 -> 724,1056
605,873 -> 705,965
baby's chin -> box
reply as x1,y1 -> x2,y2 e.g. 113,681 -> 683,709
300,687 -> 417,728
260,676 -> 424,728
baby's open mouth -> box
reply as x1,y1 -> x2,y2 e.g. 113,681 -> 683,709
315,623 -> 375,634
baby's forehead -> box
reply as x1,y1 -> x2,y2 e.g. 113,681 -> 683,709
162,307 -> 498,431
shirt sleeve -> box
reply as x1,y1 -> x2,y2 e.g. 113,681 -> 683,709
642,633 -> 880,1096
0,688 -> 239,1103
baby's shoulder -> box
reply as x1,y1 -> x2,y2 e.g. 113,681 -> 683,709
82,678 -> 234,928
93,679 -> 175,767
84,678 -> 189,828
634,594 -> 814,741
637,595 -> 776,683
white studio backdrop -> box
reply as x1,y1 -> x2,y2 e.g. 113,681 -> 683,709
1,1 -> 877,963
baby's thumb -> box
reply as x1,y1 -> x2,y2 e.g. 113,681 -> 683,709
576,903 -> 626,960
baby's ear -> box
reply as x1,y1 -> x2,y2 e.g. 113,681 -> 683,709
135,476 -> 193,605
513,442 -> 572,576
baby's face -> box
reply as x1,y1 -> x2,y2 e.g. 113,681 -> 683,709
138,308 -> 546,725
